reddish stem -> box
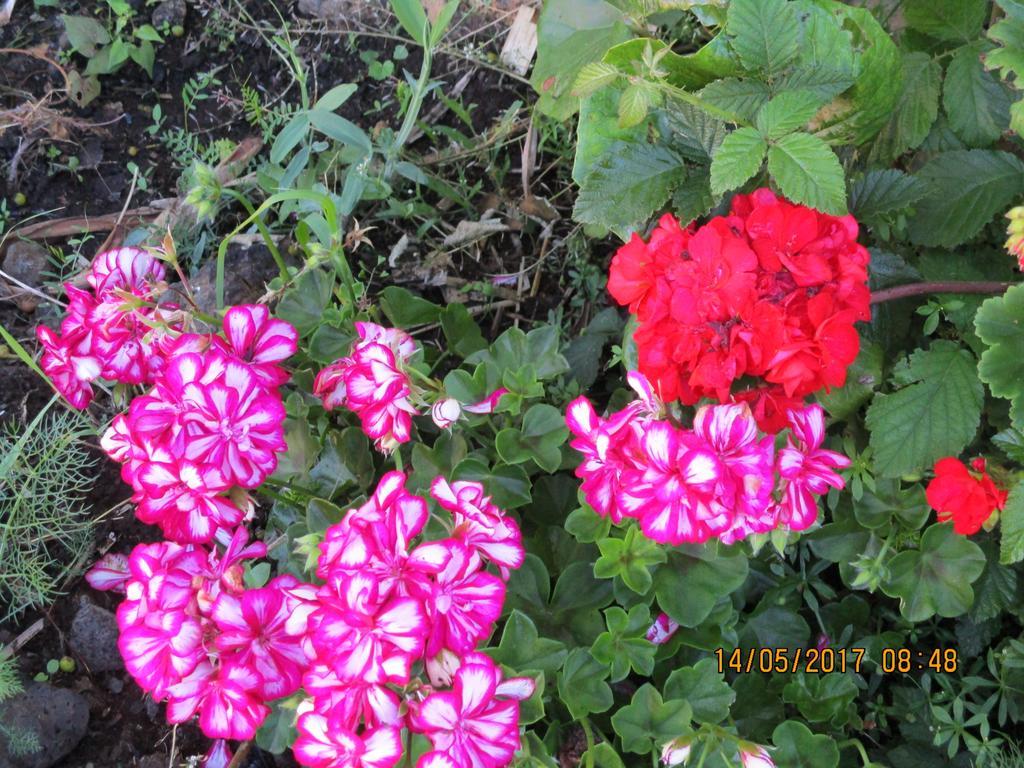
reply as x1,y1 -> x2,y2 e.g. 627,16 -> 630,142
870,281 -> 1014,304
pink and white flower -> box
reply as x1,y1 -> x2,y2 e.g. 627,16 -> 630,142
430,478 -> 524,578
222,304 -> 297,385
739,745 -> 775,768
293,713 -> 402,768
646,613 -> 680,645
776,405 -> 850,530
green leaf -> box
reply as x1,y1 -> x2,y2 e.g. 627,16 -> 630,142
276,268 -> 333,336
452,459 -> 532,508
698,78 -> 771,123
661,101 -> 728,163
848,170 -> 928,222
379,286 -> 443,327
671,165 -> 715,225
908,150 -> 1024,247
944,43 -> 1011,147
904,0 -> 988,42
532,0 -> 631,120
134,24 -> 163,42
314,83 -> 358,112
565,308 -> 624,389
756,91 -> 825,140
975,284 -> 1024,426
881,523 -> 987,622
550,561 -> 615,614
866,341 -> 983,478
782,673 -> 858,725
766,132 -> 846,215
654,544 -> 748,628
869,52 -> 942,162
270,113 -> 311,164
610,684 -> 692,755
590,605 -> 657,682
771,721 -> 839,768
971,540 -> 1018,619
816,341 -> 883,420
594,527 -> 666,594
778,1 -> 858,102
557,649 -> 613,719
62,15 -> 111,57
663,658 -> 735,724
255,696 -> 299,754
573,87 -> 649,185
389,0 -> 428,45
725,0 -> 799,75
573,61 -> 621,96
709,127 -> 766,196
618,83 -> 655,129
129,41 -> 155,77
999,482 -> 1024,565
441,304 -> 488,358
309,109 -> 373,152
495,404 -> 569,473
489,610 -> 568,675
573,142 -> 686,239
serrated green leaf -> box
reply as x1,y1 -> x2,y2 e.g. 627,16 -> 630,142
672,165 -> 715,225
904,0 -> 988,42
573,142 -> 685,239
866,341 -> 983,478
971,540 -> 1018,619
591,605 -> 657,681
618,83 -> 655,128
573,87 -> 649,185
557,649 -> 613,719
756,91 -> 825,140
848,170 -> 928,222
779,1 -> 858,101
710,127 -> 766,196
766,132 -> 846,215
975,284 -> 1024,425
489,611 -> 568,674
573,61 -> 621,96
725,0 -> 799,75
908,150 -> 1024,248
1001,482 -> 1024,565
869,52 -> 942,162
881,523 -> 987,621
698,78 -> 771,123
660,102 -> 728,162
944,43 -> 1011,147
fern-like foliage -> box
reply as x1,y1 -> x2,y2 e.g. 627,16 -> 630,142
241,82 -> 297,143
0,410 -> 98,622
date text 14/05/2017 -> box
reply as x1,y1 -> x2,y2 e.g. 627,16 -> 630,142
714,647 -> 960,675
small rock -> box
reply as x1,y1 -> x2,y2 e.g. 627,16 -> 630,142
1,240 -> 49,312
69,599 -> 123,673
296,0 -> 350,19
185,235 -> 290,314
104,676 -> 124,694
150,0 -> 186,29
0,682 -> 89,768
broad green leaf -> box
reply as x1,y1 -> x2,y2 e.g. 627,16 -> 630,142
756,91 -> 825,140
671,165 -> 715,225
566,506 -> 612,543
62,15 -> 111,57
908,150 -> 1024,250
709,127 -> 766,196
440,303 -> 488,358
495,404 -> 569,473
452,458 -> 532,508
904,0 -> 988,42
866,341 -> 983,477
971,540 -> 1018,619
379,286 -> 443,327
573,142 -> 686,239
573,87 -> 649,185
135,24 -> 163,42
594,527 -> 665,594
698,78 -> 771,123
816,341 -> 883,420
618,82 -> 656,128
270,113 -> 311,164
557,649 -> 613,719
309,109 -> 373,152
780,1 -> 858,101
654,544 -> 748,627
389,0 -> 428,45
999,482 -> 1024,565
663,658 -> 735,724
869,52 -> 942,162
782,673 -> 858,725
853,480 -> 929,532
944,43 -> 1011,147
771,721 -> 839,768
610,684 -> 692,755
590,605 -> 657,681
276,268 -> 333,336
565,308 -> 624,389
314,83 -> 357,112
489,610 -> 568,674
582,744 -> 626,768
847,170 -> 927,222
766,132 -> 846,215
532,0 -> 631,120
660,102 -> 728,163
725,0 -> 799,75
573,61 -> 621,96
309,429 -> 373,499
255,695 -> 300,754
975,284 -> 1024,426
550,561 -> 615,614
882,523 -> 987,622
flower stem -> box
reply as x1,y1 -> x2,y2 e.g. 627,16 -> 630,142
870,281 -> 1013,304
837,738 -> 872,767
580,717 -> 596,768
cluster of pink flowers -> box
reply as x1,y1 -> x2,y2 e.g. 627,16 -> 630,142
87,530 -> 312,749
314,322 -> 507,453
566,372 -> 849,545
99,303 -> 296,543
37,247 -> 174,408
295,471 -> 533,768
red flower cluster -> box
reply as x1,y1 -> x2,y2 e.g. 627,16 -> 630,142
608,189 -> 871,432
926,457 -> 1008,535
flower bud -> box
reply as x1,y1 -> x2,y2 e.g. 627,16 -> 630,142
739,745 -> 775,768
431,398 -> 463,429
661,738 -> 692,766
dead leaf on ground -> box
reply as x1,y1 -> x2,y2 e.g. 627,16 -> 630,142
443,218 -> 511,248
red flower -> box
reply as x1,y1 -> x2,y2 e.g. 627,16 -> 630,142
607,188 -> 871,431
926,457 -> 1008,535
